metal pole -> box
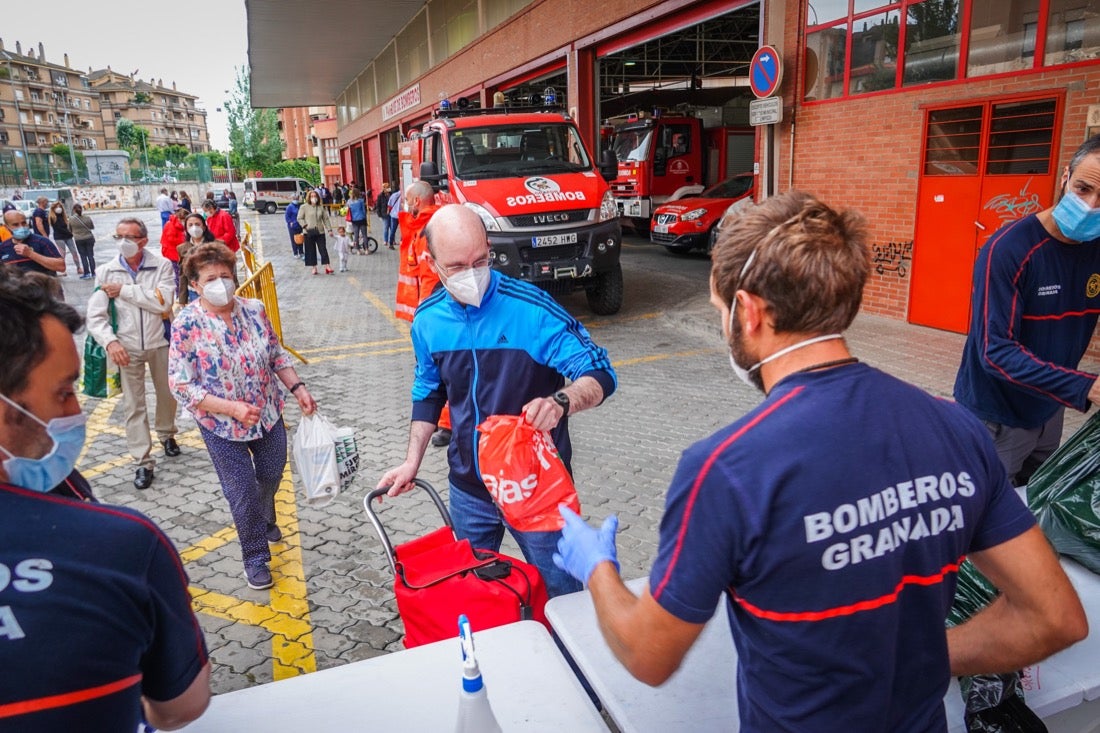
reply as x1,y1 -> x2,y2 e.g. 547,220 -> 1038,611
140,129 -> 149,176
225,151 -> 234,194
3,52 -> 34,186
61,94 -> 78,178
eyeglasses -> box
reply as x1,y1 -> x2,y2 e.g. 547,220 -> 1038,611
435,255 -> 491,278
112,233 -> 145,241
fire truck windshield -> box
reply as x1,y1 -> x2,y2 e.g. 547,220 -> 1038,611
450,123 -> 591,179
612,127 -> 653,163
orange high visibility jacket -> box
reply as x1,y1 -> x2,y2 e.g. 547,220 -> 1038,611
395,204 -> 440,321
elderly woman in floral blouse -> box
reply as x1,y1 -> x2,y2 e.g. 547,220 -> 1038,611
168,242 -> 316,590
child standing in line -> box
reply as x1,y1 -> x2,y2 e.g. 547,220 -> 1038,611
333,226 -> 351,272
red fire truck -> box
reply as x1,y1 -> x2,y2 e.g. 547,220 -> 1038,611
606,111 -> 754,231
409,105 -> 624,314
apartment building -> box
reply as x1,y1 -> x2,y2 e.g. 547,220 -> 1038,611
90,68 -> 210,153
0,40 -> 105,182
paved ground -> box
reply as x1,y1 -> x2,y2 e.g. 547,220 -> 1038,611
64,206 -> 1099,699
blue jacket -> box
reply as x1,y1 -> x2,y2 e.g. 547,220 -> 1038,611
347,198 -> 367,223
285,201 -> 301,233
410,271 -> 617,500
954,214 -> 1100,428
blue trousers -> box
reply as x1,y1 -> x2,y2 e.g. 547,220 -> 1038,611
384,216 -> 398,246
200,419 -> 286,568
449,485 -> 582,598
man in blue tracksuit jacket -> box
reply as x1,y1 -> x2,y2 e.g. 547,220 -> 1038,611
954,135 -> 1100,485
379,204 -> 617,597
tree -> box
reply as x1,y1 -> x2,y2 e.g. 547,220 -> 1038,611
225,65 -> 285,174
116,118 -> 149,154
50,143 -> 85,171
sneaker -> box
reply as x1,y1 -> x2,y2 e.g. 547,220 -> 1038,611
266,523 -> 282,543
245,564 -> 274,590
430,428 -> 452,447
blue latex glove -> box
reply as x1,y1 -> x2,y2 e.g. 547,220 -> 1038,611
553,505 -> 620,584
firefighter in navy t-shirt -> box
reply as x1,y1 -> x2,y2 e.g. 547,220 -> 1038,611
554,192 -> 1086,732
955,134 -> 1100,487
0,266 -> 210,731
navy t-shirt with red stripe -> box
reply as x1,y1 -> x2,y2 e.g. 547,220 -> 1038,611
0,482 -> 207,731
954,214 -> 1100,429
649,363 -> 1034,733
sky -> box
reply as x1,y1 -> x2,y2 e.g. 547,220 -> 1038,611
8,0 -> 250,150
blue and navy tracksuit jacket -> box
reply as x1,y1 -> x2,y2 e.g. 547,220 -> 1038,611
954,214 -> 1100,429
410,270 -> 617,501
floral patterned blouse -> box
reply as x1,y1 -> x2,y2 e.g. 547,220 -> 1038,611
168,297 -> 293,441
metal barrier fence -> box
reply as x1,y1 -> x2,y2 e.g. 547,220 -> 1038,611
236,222 -> 307,364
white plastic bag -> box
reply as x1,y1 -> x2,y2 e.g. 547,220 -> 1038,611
292,413 -> 341,507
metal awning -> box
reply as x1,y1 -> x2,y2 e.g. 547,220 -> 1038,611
245,0 -> 425,108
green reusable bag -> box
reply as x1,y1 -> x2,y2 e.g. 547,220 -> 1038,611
81,297 -> 121,399
1026,410 -> 1100,574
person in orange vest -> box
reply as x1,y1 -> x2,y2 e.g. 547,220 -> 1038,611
395,180 -> 452,445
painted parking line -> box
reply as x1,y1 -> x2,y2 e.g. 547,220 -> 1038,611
182,465 -> 317,680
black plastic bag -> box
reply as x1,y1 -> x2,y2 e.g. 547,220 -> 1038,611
946,561 -> 1047,733
1026,410 -> 1100,573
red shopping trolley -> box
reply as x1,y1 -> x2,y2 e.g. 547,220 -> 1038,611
364,479 -> 549,648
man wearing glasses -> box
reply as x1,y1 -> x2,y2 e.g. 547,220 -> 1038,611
378,204 -> 617,598
0,209 -> 66,276
86,218 -> 181,491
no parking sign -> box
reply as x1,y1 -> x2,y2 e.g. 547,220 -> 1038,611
749,45 -> 783,99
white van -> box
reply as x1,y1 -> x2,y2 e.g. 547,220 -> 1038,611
22,188 -> 75,214
242,178 -> 313,214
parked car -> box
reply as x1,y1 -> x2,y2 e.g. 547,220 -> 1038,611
1,199 -> 36,216
649,173 -> 754,254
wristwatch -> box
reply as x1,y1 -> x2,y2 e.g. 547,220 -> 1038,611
552,391 -> 570,415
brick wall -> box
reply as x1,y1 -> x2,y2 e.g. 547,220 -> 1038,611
775,20 -> 1100,330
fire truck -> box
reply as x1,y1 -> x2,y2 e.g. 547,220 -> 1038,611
605,111 -> 754,231
408,104 -> 623,314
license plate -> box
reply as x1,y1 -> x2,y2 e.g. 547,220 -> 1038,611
654,223 -> 669,234
532,233 -> 578,247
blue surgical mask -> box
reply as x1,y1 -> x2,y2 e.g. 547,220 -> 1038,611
1052,189 -> 1100,242
0,394 -> 87,493
11,227 -> 31,240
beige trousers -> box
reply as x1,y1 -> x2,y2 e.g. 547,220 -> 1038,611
119,344 -> 177,470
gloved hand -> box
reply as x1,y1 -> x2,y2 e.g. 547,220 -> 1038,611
553,505 -> 620,585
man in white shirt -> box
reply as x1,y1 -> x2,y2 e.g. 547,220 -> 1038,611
155,188 -> 173,228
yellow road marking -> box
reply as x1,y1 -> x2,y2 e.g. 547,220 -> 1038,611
268,467 -> 316,678
348,275 -> 410,336
78,427 -> 205,478
307,345 -> 413,364
179,464 -> 317,678
179,526 -> 239,564
611,348 -> 719,368
77,397 -> 120,465
298,337 -> 409,355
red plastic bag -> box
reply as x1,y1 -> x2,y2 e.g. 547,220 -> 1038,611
476,414 -> 580,531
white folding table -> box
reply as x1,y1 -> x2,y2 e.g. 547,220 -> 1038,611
547,566 -> 1100,733
181,620 -> 608,731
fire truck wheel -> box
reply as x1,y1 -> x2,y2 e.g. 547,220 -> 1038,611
585,263 -> 623,316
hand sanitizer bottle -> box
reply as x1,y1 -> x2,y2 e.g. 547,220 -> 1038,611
454,614 -> 503,733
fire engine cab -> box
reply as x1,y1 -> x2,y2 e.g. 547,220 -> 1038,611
409,104 -> 624,315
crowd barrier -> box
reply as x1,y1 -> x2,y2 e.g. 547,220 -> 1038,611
236,222 -> 307,364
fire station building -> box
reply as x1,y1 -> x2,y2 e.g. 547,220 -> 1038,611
247,0 -> 1100,332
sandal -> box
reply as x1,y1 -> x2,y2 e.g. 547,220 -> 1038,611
311,269 -> 319,276
325,268 -> 334,275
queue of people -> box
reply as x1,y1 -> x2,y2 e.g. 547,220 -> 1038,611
5,131 -> 1100,730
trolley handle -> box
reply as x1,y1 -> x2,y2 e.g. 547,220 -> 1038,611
364,479 -> 453,575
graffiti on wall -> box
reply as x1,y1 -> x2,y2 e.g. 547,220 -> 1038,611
872,240 -> 913,278
984,178 -> 1042,224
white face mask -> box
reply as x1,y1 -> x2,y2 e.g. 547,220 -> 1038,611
53,207 -> 63,214
118,238 -> 140,259
200,277 -> 235,307
442,266 -> 491,307
188,225 -> 205,238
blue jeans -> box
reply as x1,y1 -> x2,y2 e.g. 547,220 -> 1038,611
384,216 -> 398,246
449,485 -> 582,598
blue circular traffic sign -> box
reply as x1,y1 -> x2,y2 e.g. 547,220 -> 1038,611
749,45 -> 783,99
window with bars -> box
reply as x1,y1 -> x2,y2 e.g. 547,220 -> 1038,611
922,97 -> 1056,176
